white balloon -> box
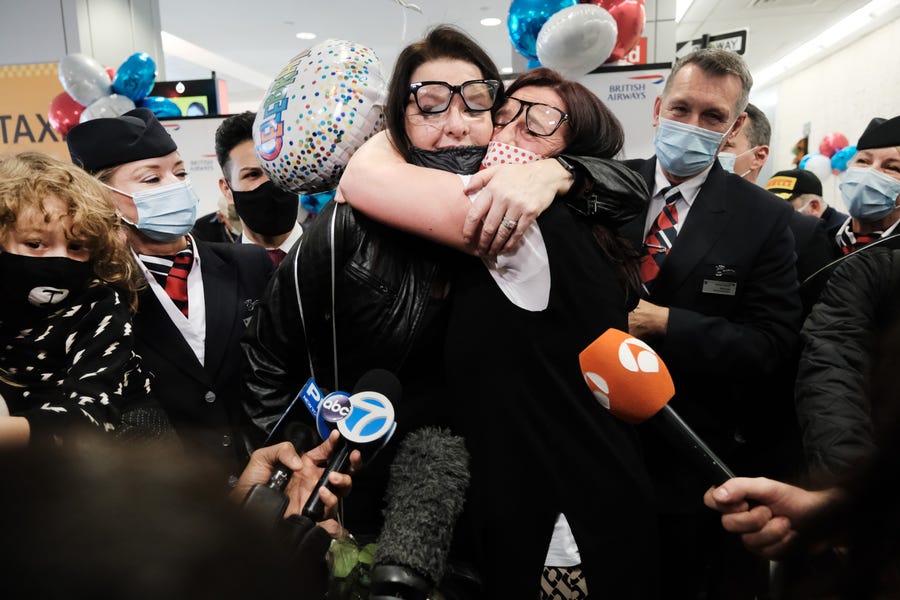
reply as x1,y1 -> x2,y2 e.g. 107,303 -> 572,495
59,53 -> 112,106
536,4 -> 618,78
79,94 -> 136,123
803,153 -> 832,183
254,39 -> 387,194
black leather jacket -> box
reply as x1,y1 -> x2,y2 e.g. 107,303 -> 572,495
240,155 -> 649,449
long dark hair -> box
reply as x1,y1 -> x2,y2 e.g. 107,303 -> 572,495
384,25 -> 503,162
506,67 -> 640,299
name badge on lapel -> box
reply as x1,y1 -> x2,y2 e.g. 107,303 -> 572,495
702,264 -> 738,296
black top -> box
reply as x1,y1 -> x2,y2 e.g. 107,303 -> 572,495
1,282 -> 150,443
444,202 -> 657,599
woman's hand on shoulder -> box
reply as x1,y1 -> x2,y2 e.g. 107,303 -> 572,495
463,158 -> 573,256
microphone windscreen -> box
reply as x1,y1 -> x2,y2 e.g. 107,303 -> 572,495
374,427 -> 470,585
579,328 -> 674,424
353,368 -> 402,403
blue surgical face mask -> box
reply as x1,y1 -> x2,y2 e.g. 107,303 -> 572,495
717,146 -> 756,177
655,117 -> 729,177
840,166 -> 900,221
105,180 -> 199,242
717,152 -> 737,173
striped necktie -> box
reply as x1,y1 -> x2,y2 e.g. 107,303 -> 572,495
640,187 -> 682,286
140,240 -> 194,317
837,227 -> 880,256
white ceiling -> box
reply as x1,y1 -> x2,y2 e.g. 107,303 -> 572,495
157,0 -> 893,112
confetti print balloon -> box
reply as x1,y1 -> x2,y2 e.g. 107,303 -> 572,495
254,40 -> 387,194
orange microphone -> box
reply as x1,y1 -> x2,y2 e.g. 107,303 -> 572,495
580,329 -> 735,484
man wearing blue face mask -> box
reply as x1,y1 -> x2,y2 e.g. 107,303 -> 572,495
67,109 -> 275,481
717,103 -> 768,180
833,116 -> 900,256
619,48 -> 803,599
718,104 -> 832,289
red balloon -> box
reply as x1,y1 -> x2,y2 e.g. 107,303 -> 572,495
105,67 -> 116,81
582,0 -> 646,62
48,91 -> 85,136
818,132 -> 849,158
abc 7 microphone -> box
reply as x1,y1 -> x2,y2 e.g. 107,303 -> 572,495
579,328 -> 735,485
241,370 -> 399,527
301,369 -> 400,521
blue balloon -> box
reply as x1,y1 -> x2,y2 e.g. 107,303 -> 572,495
139,96 -> 182,118
508,0 -> 577,60
300,189 -> 336,215
830,145 -> 857,173
798,154 -> 811,170
526,58 -> 543,70
112,52 -> 157,101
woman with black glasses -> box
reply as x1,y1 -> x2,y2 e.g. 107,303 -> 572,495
338,68 -> 658,598
242,26 -> 579,542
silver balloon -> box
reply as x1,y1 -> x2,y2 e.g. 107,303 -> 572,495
58,53 -> 113,106
79,94 -> 136,123
536,4 -> 618,78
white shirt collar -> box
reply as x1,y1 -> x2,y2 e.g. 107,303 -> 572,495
241,223 -> 303,252
653,160 -> 715,207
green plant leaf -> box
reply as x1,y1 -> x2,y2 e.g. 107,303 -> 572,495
330,538 -> 360,579
358,543 -> 377,565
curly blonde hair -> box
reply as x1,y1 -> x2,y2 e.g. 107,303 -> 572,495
0,152 -> 144,310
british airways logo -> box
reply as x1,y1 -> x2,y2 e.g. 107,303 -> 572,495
630,74 -> 665,85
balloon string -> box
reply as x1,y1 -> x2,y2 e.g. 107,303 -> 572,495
401,9 -> 408,41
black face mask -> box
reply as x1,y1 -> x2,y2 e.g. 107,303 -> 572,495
0,253 -> 93,326
409,145 -> 488,175
230,181 -> 299,237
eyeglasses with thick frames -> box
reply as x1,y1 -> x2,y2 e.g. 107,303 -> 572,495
494,96 -> 568,137
408,79 -> 501,114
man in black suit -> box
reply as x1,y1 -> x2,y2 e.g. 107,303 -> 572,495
191,195 -> 241,244
621,48 -> 803,598
215,112 -> 305,268
722,104 -> 832,287
67,109 -> 274,481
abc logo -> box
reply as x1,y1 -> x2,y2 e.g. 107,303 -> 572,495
617,338 -> 660,373
319,392 -> 351,423
338,392 -> 395,444
583,372 -> 611,409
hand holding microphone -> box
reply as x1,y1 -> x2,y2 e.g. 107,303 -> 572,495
302,369 -> 401,521
579,328 -> 735,485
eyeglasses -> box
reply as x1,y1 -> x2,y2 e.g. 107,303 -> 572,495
408,79 -> 501,114
494,96 -> 568,137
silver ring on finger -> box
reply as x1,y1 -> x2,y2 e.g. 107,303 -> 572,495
501,216 -> 518,230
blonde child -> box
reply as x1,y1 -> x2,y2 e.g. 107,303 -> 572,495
0,152 -> 150,447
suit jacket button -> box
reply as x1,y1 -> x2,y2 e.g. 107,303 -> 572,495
204,391 -> 216,403
222,434 -> 232,447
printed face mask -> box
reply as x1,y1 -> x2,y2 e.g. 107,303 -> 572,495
655,117 -> 730,177
480,141 -> 543,168
106,180 -> 199,242
0,252 -> 92,325
230,181 -> 298,236
840,166 -> 900,221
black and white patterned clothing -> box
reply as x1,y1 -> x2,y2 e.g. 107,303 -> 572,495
0,282 -> 150,443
